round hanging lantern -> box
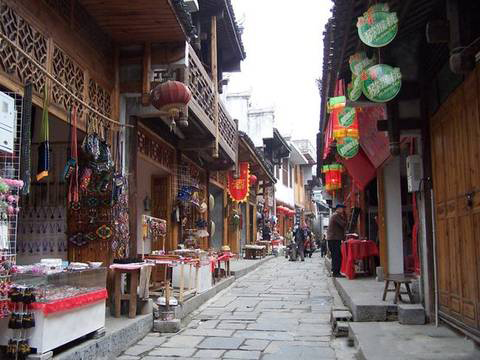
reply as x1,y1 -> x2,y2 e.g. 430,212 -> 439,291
150,81 -> 192,130
249,174 -> 257,186
322,164 -> 344,192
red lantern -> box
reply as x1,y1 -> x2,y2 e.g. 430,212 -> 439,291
150,80 -> 192,129
322,164 -> 344,192
249,174 -> 257,186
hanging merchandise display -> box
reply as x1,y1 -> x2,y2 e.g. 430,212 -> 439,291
361,64 -> 402,102
322,164 -> 344,192
357,3 -> 398,48
227,162 -> 250,202
20,84 -> 32,196
36,85 -> 49,182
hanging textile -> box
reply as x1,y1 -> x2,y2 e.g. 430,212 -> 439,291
67,107 -> 79,206
36,85 -> 49,181
20,83 -> 32,195
227,162 -> 250,202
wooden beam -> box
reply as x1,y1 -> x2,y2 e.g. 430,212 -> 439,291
178,139 -> 215,151
128,116 -> 139,257
142,41 -> 151,106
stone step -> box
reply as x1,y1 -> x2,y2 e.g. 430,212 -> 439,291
398,304 -> 426,325
334,321 -> 350,337
331,310 -> 353,323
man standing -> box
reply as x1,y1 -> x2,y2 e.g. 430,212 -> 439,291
327,204 -> 347,277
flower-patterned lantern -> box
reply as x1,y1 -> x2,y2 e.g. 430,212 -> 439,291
322,164 -> 344,192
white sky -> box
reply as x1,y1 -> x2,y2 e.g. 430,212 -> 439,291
227,0 -> 333,147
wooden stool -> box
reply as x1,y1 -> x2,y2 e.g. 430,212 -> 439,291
113,268 -> 139,318
382,274 -> 415,304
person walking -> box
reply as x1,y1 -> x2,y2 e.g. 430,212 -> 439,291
284,227 -> 293,259
327,204 -> 347,277
320,234 -> 327,258
294,222 -> 309,262
262,221 -> 272,241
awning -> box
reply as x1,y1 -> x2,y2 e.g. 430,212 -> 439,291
339,148 -> 376,190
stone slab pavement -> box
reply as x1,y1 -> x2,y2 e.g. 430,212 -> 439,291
118,255 -> 353,360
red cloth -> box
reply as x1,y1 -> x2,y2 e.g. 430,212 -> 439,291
30,289 -> 108,316
339,148 -> 376,190
340,240 -> 379,279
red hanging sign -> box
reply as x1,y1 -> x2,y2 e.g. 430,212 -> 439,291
227,162 -> 250,202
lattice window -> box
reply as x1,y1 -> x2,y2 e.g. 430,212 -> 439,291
88,79 -> 112,124
51,45 -> 85,117
0,1 -> 48,94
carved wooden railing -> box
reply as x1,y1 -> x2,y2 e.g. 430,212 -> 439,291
185,43 -> 237,163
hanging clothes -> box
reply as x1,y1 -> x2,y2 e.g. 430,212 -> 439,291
67,107 -> 79,206
36,85 -> 49,181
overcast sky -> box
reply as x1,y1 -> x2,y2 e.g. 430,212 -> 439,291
227,0 -> 333,148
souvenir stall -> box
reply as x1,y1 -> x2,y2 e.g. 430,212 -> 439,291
0,82 -> 129,358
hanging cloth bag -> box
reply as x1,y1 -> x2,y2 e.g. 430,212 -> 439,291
36,85 -> 50,181
67,106 -> 79,206
63,108 -> 77,181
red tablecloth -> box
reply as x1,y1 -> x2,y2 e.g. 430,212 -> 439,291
30,289 -> 108,316
341,240 -> 379,279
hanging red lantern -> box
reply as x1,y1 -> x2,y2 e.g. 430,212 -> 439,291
322,164 -> 344,192
249,174 -> 257,186
150,80 -> 192,129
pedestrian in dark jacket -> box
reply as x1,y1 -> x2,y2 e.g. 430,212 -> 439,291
294,222 -> 310,261
327,204 -> 347,277
320,234 -> 327,257
262,221 -> 271,241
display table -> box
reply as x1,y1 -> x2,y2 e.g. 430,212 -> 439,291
244,245 -> 266,259
0,268 -> 107,356
213,252 -> 234,283
256,240 -> 271,255
110,263 -> 154,318
341,240 -> 379,279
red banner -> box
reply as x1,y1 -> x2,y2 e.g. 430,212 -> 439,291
30,289 -> 108,316
227,162 -> 250,202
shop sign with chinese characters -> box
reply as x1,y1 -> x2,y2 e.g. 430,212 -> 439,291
357,4 -> 398,48
361,64 -> 402,103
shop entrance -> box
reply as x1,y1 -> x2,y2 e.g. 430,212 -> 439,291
430,68 -> 480,338
209,185 -> 224,250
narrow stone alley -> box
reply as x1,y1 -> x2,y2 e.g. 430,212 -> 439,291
118,256 -> 353,360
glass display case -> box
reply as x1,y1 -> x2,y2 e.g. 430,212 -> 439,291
0,268 -> 107,357
12,268 -> 107,303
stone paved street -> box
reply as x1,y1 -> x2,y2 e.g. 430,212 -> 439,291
118,255 -> 354,360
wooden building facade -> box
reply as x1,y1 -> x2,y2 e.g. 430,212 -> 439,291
319,0 -> 480,342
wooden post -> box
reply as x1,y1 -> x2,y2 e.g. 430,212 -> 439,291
211,16 -> 219,158
142,42 -> 151,106
128,117 -> 138,257
246,203 -> 251,244
377,167 -> 388,273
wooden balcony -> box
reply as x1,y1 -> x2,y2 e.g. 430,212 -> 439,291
184,44 -> 237,165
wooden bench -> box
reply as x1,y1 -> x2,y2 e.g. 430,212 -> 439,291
382,274 -> 415,304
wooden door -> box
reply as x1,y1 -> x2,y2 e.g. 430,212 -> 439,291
152,175 -> 172,251
430,66 -> 480,338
